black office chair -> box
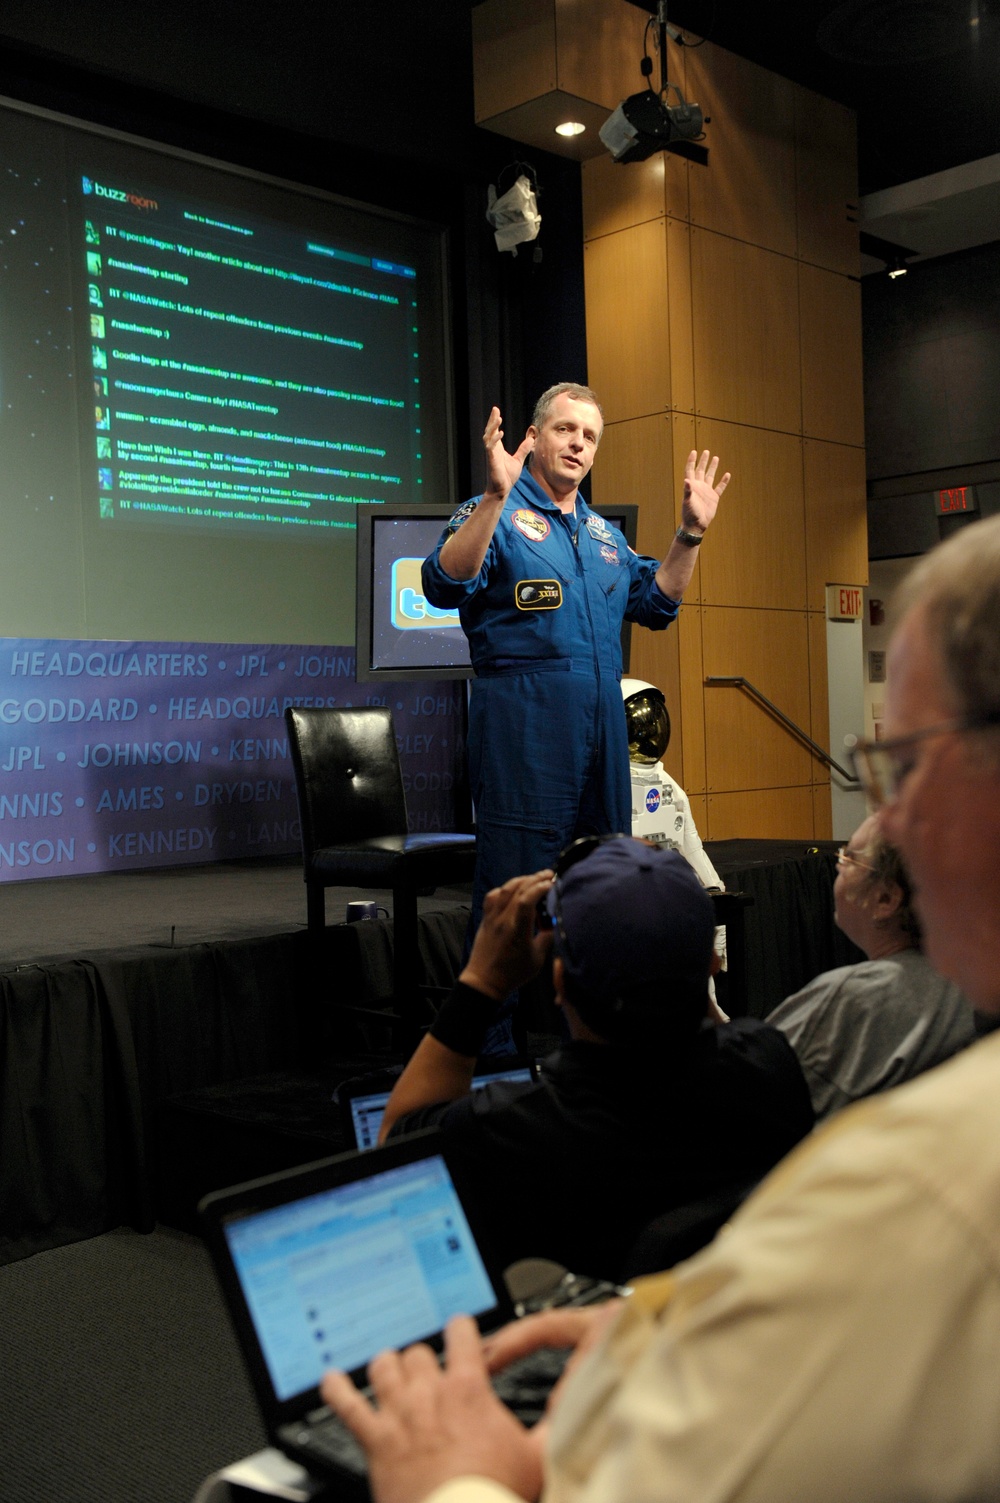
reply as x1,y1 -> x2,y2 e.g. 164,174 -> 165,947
619,1174 -> 761,1280
285,706 -> 477,1045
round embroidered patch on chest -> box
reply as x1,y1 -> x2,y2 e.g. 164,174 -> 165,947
511,509 -> 551,542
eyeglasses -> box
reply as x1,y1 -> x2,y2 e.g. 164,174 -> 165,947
836,845 -> 875,873
849,712 -> 1000,808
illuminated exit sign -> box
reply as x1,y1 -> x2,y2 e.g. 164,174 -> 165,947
826,584 -> 864,621
935,485 -> 979,516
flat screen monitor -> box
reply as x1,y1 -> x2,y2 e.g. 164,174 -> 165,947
354,502 -> 639,683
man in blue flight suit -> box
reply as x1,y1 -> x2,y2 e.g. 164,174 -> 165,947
422,382 -> 730,1020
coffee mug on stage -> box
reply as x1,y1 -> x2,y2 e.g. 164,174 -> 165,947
345,901 -> 390,923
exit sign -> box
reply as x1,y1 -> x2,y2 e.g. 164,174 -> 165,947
826,584 -> 864,621
936,485 -> 979,516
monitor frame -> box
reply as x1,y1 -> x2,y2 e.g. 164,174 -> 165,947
354,501 -> 639,683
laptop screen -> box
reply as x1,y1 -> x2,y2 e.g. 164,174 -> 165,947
222,1152 -> 498,1401
349,1065 -> 535,1151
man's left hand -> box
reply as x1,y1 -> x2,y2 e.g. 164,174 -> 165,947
461,869 -> 554,1002
682,448 -> 731,534
321,1316 -> 544,1503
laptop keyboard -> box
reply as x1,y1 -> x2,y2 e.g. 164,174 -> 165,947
280,1343 -> 573,1479
278,1275 -> 623,1483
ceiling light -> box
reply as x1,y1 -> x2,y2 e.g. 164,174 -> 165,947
887,254 -> 909,279
555,121 -> 586,138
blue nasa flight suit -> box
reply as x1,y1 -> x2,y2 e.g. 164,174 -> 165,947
422,469 -> 679,936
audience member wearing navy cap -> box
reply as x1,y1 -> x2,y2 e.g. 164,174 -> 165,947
547,839 -> 716,1046
380,837 -> 813,1281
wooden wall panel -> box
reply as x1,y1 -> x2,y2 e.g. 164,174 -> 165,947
707,786 -> 816,840
472,0 -> 557,122
807,609 -> 831,760
799,264 -> 865,446
555,0 -> 649,109
690,229 -> 802,434
631,618 -> 683,781
666,219 -> 695,414
803,438 -> 869,610
583,151 -> 669,240
676,604 -> 707,793
584,220 -> 671,422
811,783 -> 833,840
685,43 -> 797,258
591,410 -> 697,583
687,790 -> 709,834
691,418 -> 807,610
590,410 -> 673,531
795,85 -> 860,277
702,607 -> 814,790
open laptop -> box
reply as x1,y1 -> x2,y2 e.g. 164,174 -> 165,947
338,1058 -> 538,1151
200,1129 -> 614,1493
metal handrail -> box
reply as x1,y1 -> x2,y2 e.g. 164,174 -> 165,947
705,675 -> 859,783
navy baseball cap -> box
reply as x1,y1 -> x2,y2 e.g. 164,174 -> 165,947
546,838 -> 715,1040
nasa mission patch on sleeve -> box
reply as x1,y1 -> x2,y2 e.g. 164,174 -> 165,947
515,579 -> 563,610
447,499 -> 479,530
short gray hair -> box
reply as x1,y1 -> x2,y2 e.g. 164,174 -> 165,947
896,515 -> 1000,725
531,382 -> 604,432
857,825 -> 922,947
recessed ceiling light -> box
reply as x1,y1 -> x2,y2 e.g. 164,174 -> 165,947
555,121 -> 586,137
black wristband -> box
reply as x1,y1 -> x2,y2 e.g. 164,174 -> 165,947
430,980 -> 501,1056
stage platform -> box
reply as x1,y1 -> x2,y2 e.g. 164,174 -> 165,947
1,840 -> 857,1266
0,853 -> 472,967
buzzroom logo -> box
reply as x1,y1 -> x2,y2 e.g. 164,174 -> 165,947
82,177 -> 159,212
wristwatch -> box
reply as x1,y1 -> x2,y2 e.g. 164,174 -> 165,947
675,526 -> 704,548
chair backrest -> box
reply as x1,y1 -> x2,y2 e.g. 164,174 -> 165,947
619,1174 -> 760,1281
285,706 -> 408,859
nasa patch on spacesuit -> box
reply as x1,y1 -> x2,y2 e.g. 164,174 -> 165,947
515,579 -> 563,610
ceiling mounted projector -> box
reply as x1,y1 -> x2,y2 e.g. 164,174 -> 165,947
599,87 -> 704,164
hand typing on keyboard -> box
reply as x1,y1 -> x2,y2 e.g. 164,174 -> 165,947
321,1303 -> 623,1503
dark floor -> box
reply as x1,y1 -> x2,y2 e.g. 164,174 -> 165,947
0,1224 -> 267,1503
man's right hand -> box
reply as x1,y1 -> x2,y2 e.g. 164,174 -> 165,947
438,407 -> 534,581
484,405 -> 535,503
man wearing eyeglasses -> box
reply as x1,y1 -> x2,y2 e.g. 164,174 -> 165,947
323,516 -> 1000,1503
375,837 -> 811,1281
767,815 -> 974,1118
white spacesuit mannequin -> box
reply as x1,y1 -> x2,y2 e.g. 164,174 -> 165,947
622,677 -> 727,976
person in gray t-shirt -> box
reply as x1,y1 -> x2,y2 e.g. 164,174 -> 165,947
768,815 -> 976,1119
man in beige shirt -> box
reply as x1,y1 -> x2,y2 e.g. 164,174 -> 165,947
322,515 -> 1000,1503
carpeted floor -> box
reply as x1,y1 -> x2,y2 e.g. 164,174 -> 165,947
0,1225 -> 267,1503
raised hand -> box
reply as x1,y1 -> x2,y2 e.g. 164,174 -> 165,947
682,449 -> 731,534
462,869 -> 555,1001
484,405 -> 535,503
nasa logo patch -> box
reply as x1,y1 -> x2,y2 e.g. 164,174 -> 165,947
512,509 -> 551,542
600,544 -> 620,566
515,579 -> 563,610
645,787 -> 661,814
